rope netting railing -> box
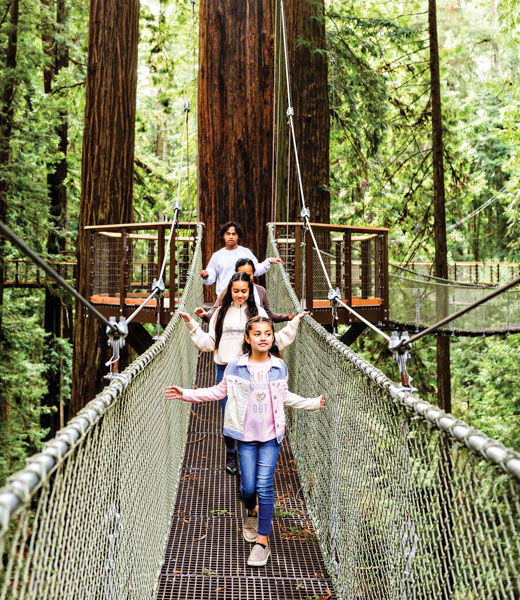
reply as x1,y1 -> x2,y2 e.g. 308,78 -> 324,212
395,262 -> 520,287
389,266 -> 520,334
0,225 -> 203,600
266,224 -> 520,600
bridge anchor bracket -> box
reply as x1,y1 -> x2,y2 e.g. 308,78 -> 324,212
152,277 -> 166,339
328,287 -> 341,336
105,316 -> 129,380
389,330 -> 417,392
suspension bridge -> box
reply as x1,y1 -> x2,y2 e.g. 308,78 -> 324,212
1,0 -> 520,597
1,223 -> 520,599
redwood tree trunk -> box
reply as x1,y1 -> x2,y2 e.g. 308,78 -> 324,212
198,0 -> 329,281
42,0 -> 71,436
71,0 -> 139,416
0,0 -> 19,433
275,0 -> 329,224
429,0 -> 450,414
429,1 -> 454,595
198,0 -> 274,272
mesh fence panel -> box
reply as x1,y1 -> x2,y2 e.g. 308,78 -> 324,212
3,259 -> 76,287
0,225 -> 203,600
406,262 -> 520,286
266,225 -> 520,600
389,267 -> 520,334
91,224 -> 198,300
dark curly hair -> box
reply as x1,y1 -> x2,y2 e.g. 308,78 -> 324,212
219,221 -> 244,240
214,272 -> 257,350
242,316 -> 281,357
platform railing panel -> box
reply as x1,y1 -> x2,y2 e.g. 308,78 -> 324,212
266,224 -> 520,600
88,221 -> 199,294
3,258 -> 76,287
407,261 -> 520,286
389,265 -> 520,334
271,222 -> 389,324
0,225 -> 203,600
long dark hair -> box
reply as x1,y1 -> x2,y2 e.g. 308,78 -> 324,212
242,316 -> 281,357
214,272 -> 258,350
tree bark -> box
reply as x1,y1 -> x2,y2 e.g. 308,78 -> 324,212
429,0 -> 450,414
42,0 -> 71,436
275,0 -> 329,224
0,0 -> 20,434
429,1 -> 454,596
71,0 -> 139,416
198,0 -> 329,285
198,0 -> 274,273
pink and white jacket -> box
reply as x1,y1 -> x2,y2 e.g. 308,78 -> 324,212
181,354 -> 322,443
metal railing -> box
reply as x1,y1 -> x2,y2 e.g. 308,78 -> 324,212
3,258 -> 76,287
0,225 -> 203,600
271,222 -> 390,326
266,224 -> 520,599
86,221 -> 202,325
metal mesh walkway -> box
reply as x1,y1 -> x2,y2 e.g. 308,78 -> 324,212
156,350 -> 336,600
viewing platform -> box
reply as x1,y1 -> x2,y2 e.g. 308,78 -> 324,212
85,221 -> 202,325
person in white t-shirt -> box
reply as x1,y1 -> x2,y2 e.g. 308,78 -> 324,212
200,221 -> 283,295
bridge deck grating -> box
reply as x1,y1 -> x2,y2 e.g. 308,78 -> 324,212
156,350 -> 336,600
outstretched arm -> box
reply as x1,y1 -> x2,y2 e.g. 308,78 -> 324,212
274,311 -> 309,350
205,289 -> 225,321
256,285 -> 293,322
166,375 -> 228,403
284,392 -> 325,411
201,254 -> 217,286
176,310 -> 217,352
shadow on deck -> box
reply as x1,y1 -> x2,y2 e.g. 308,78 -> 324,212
156,351 -> 336,600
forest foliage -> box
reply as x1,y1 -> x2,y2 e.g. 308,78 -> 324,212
0,0 -> 520,484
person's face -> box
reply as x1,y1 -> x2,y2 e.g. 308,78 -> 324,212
245,321 -> 274,353
223,226 -> 239,249
231,280 -> 249,304
237,264 -> 254,283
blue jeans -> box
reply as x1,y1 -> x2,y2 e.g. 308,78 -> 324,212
216,364 -> 236,454
237,438 -> 281,536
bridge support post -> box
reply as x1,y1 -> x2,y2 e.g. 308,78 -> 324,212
339,323 -> 367,346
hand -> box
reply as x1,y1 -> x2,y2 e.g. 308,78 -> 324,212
288,311 -> 295,320
176,310 -> 191,323
165,386 -> 183,400
200,269 -> 209,279
195,307 -> 209,320
319,395 -> 326,409
296,311 -> 310,320
268,257 -> 284,265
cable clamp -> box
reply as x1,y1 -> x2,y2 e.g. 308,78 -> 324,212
173,199 -> 182,212
328,287 -> 341,303
152,277 -> 165,298
328,288 -> 340,333
300,207 -> 310,221
184,101 -> 190,113
105,317 -> 129,380
389,330 -> 417,392
286,106 -> 294,118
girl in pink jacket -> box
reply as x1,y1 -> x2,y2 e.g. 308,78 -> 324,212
166,316 -> 325,568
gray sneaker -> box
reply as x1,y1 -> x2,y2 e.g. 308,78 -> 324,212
242,515 -> 258,543
247,543 -> 270,567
